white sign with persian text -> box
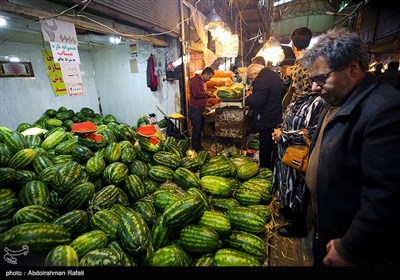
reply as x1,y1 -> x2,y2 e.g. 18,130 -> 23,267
50,42 -> 81,64
59,63 -> 82,84
67,83 -> 84,96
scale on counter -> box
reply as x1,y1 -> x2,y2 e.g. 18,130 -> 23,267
217,100 -> 244,108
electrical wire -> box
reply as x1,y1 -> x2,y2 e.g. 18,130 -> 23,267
0,3 -> 80,46
0,17 -> 37,45
48,3 -> 80,19
76,0 -> 92,16
1,0 -> 202,46
244,34 -> 258,62
332,2 -> 363,27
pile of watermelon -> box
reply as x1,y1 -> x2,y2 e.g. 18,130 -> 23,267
0,107 -> 274,267
16,107 -> 118,134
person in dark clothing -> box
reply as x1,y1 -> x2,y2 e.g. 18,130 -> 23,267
245,63 -> 283,169
380,60 -> 400,90
251,56 -> 266,66
279,58 -> 296,107
372,62 -> 383,76
302,28 -> 400,267
230,65 -> 241,83
188,67 -> 214,151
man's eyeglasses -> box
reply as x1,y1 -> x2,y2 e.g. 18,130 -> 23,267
309,69 -> 335,86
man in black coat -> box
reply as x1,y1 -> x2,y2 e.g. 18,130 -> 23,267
245,63 -> 283,169
302,28 -> 400,267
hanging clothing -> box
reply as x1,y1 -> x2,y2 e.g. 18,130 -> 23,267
147,54 -> 158,91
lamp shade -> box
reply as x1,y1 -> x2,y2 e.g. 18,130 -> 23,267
205,8 -> 224,31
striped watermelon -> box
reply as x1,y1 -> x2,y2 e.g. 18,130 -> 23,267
32,155 -> 53,175
69,230 -> 108,259
178,224 -> 221,253
79,248 -> 122,266
51,161 -> 83,194
12,205 -> 59,225
0,222 -> 70,251
52,209 -> 90,237
0,198 -> 18,219
59,182 -> 95,213
88,184 -> 120,214
0,143 -> 13,167
14,170 -> 37,185
104,142 -> 122,163
102,162 -> 129,185
90,209 -> 120,242
214,248 -> 262,266
17,180 -> 50,207
8,148 -> 37,170
148,245 -> 190,266
129,160 -> 149,180
45,245 -> 79,266
123,174 -> 146,201
117,211 -> 151,255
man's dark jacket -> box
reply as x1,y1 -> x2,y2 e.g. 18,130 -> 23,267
310,73 -> 400,266
245,67 -> 283,131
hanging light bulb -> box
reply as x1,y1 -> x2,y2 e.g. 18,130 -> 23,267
205,8 -> 224,31
210,23 -> 232,41
256,36 -> 285,67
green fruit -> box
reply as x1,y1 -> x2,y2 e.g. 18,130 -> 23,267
0,222 -> 70,251
117,211 -> 151,255
45,245 -> 79,266
178,224 -> 221,253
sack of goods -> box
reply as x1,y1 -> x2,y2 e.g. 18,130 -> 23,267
281,144 -> 308,174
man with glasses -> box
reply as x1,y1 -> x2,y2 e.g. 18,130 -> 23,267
301,28 -> 400,267
309,70 -> 335,87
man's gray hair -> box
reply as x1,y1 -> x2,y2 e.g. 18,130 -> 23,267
300,28 -> 369,72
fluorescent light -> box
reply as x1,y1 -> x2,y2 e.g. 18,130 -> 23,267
9,56 -> 20,62
0,17 -> 7,27
109,36 -> 121,44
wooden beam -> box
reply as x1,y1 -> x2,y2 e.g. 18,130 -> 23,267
0,0 -> 169,47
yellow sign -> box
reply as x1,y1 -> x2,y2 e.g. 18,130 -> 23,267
42,50 -> 67,96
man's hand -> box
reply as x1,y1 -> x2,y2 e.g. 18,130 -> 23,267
323,239 -> 353,266
272,128 -> 282,142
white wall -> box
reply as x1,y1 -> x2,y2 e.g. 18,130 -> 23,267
0,42 -> 98,130
92,41 -> 182,127
0,40 -> 182,130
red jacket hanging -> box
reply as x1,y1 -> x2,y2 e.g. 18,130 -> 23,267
147,54 -> 158,91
